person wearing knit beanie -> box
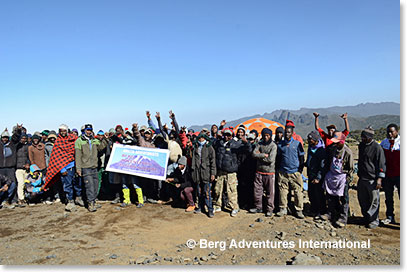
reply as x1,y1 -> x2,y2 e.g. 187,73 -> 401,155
357,125 -> 386,229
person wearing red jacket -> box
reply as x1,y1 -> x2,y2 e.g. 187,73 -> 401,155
313,112 -> 350,147
380,123 -> 400,225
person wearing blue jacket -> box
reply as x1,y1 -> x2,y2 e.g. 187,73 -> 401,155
24,164 -> 46,203
276,127 -> 305,219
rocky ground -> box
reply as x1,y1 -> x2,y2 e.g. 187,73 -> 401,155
0,187 -> 400,266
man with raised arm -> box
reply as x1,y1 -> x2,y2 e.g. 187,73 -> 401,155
313,112 -> 350,147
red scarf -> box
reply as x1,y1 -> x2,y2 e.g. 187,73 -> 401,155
44,133 -> 78,189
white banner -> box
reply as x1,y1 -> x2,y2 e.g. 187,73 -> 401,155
106,144 -> 170,181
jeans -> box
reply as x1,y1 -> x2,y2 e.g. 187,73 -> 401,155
196,182 -> 213,213
61,167 -> 81,201
0,181 -> 17,203
82,168 -> 99,203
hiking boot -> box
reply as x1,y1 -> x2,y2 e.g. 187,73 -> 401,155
65,200 -> 76,212
17,200 -> 26,208
44,200 -> 53,205
367,222 -> 378,229
2,202 -> 15,209
88,202 -> 97,212
136,203 -> 144,208
276,208 -> 287,217
249,208 -> 263,214
381,217 -> 396,225
110,197 -> 120,204
54,198 -> 61,204
208,211 -> 215,218
266,211 -> 273,218
336,221 -> 346,228
319,214 -> 329,221
95,202 -> 102,209
295,211 -> 305,219
185,205 -> 195,212
214,207 -> 221,213
75,197 -> 85,207
120,202 -> 130,208
231,209 -> 239,217
194,208 -> 202,214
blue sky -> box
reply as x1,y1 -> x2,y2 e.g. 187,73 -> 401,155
0,0 -> 400,133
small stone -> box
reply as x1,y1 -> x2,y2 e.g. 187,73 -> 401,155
46,254 -> 56,259
330,232 -> 337,237
115,207 -> 121,211
324,225 -> 332,231
256,257 -> 265,264
211,255 -> 218,260
164,257 -> 173,262
315,223 -> 324,229
291,253 -> 322,265
183,258 -> 191,263
109,254 -> 118,259
255,218 -> 264,223
277,231 -> 287,240
177,249 -> 182,252
249,224 -> 255,228
136,257 -> 146,264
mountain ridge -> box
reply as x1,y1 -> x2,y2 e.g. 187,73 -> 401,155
189,102 -> 400,138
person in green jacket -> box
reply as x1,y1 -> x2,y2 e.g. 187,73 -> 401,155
75,124 -> 108,212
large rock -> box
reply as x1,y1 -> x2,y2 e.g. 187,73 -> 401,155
291,253 -> 322,265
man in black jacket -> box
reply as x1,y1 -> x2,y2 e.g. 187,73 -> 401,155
213,128 -> 250,217
305,131 -> 327,219
0,125 -> 22,207
357,127 -> 386,229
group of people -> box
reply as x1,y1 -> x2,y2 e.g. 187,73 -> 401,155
0,110 -> 400,229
